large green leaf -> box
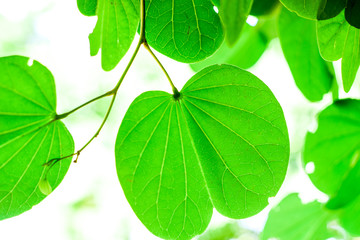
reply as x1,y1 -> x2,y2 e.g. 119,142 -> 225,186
77,0 -> 97,16
261,193 -> 340,240
317,0 -> 346,20
219,0 -> 253,46
115,64 -> 289,239
190,20 -> 276,72
278,8 -> 334,102
317,11 -> 349,61
145,0 -> 223,63
0,56 -> 74,220
304,100 -> 360,197
89,0 -> 139,71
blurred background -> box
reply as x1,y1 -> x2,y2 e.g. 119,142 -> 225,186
0,1 -> 359,239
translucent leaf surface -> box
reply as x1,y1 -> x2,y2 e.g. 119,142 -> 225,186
115,64 -> 289,239
261,193 -> 340,240
0,56 -> 74,220
317,11 -> 349,61
144,0 -> 223,63
317,0 -> 346,20
279,0 -> 324,19
304,100 -> 360,197
339,195 -> 360,236
77,0 -> 97,16
219,0 -> 253,46
89,0 -> 139,71
278,8 -> 334,102
190,20 -> 275,72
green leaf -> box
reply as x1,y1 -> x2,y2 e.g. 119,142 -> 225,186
317,11 -> 349,61
278,8 -> 334,102
145,0 -> 223,63
190,20 -> 275,72
261,193 -> 340,240
339,195 -> 360,236
219,0 -> 253,46
279,0 -> 324,19
211,0 -> 220,7
115,64 -> 289,239
77,0 -> 97,16
341,26 -> 360,92
0,56 -> 74,220
250,0 -> 279,16
304,99 -> 360,197
89,0 -> 139,71
345,0 -> 360,29
317,0 -> 346,20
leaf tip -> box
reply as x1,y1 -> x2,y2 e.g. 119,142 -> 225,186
39,179 -> 52,196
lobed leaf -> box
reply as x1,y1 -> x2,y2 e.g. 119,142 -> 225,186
115,64 -> 289,239
278,8 -> 334,102
219,0 -> 253,46
0,56 -> 74,220
261,193 -> 340,240
89,0 -> 139,71
144,0 -> 223,63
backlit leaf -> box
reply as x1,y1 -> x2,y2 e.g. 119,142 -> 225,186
304,99 -> 360,197
278,8 -> 334,102
89,0 -> 139,71
317,11 -> 349,61
145,0 -> 223,63
279,0 -> 324,19
190,19 -> 276,72
115,64 -> 289,239
261,193 -> 340,240
77,0 -> 97,16
317,0 -> 346,20
0,56 -> 74,220
250,0 -> 279,16
219,0 -> 253,46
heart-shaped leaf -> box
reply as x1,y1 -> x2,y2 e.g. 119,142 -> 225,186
0,56 -> 74,220
144,0 -> 223,63
115,64 -> 289,239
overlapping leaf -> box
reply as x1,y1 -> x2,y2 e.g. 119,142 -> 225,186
144,0 -> 223,63
250,0 -> 279,16
0,56 -> 74,220
261,193 -> 341,240
345,0 -> 360,29
278,8 -> 334,102
115,64 -> 289,239
219,0 -> 253,46
304,99 -> 360,236
89,0 -> 139,71
191,20 -> 276,72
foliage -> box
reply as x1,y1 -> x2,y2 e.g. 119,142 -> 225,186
0,0 -> 360,239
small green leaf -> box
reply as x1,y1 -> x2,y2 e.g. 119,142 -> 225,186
39,179 -> 52,196
77,0 -> 97,16
317,11 -> 349,61
145,0 -> 223,63
190,21 -> 275,72
317,0 -> 346,20
219,0 -> 253,46
278,8 -> 334,102
345,0 -> 360,29
304,99 -> 360,196
279,0 -> 324,19
115,64 -> 289,239
89,0 -> 139,71
250,0 -> 279,16
341,26 -> 360,92
261,193 -> 340,240
0,56 -> 74,220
